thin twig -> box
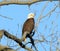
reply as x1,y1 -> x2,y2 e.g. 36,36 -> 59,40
0,14 -> 13,20
35,1 -> 49,30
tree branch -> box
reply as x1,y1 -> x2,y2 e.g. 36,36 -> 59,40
35,2 -> 58,30
0,30 -> 33,51
0,44 -> 15,51
0,0 -> 42,6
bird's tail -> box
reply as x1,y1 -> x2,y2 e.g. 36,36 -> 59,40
22,32 -> 30,42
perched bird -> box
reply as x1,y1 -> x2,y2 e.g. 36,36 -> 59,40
22,13 -> 35,41
22,13 -> 38,51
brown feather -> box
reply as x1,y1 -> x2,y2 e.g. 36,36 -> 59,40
22,18 -> 38,51
22,18 -> 35,35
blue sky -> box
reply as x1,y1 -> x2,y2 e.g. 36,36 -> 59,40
0,1 -> 60,51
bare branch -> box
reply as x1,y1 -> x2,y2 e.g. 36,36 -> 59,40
0,30 -> 33,51
43,4 -> 58,18
35,3 -> 58,30
0,44 -> 15,51
0,0 -> 43,6
0,14 -> 13,20
35,1 -> 49,30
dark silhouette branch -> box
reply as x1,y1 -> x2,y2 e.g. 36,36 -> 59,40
0,30 -> 33,51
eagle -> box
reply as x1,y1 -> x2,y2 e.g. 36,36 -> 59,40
22,13 -> 35,41
21,13 -> 38,51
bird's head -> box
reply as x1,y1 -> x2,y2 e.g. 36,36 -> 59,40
28,13 -> 35,19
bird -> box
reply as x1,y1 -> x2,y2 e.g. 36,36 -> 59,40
21,13 -> 38,51
22,13 -> 35,41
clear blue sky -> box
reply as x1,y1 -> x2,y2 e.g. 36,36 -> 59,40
0,1 -> 60,51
